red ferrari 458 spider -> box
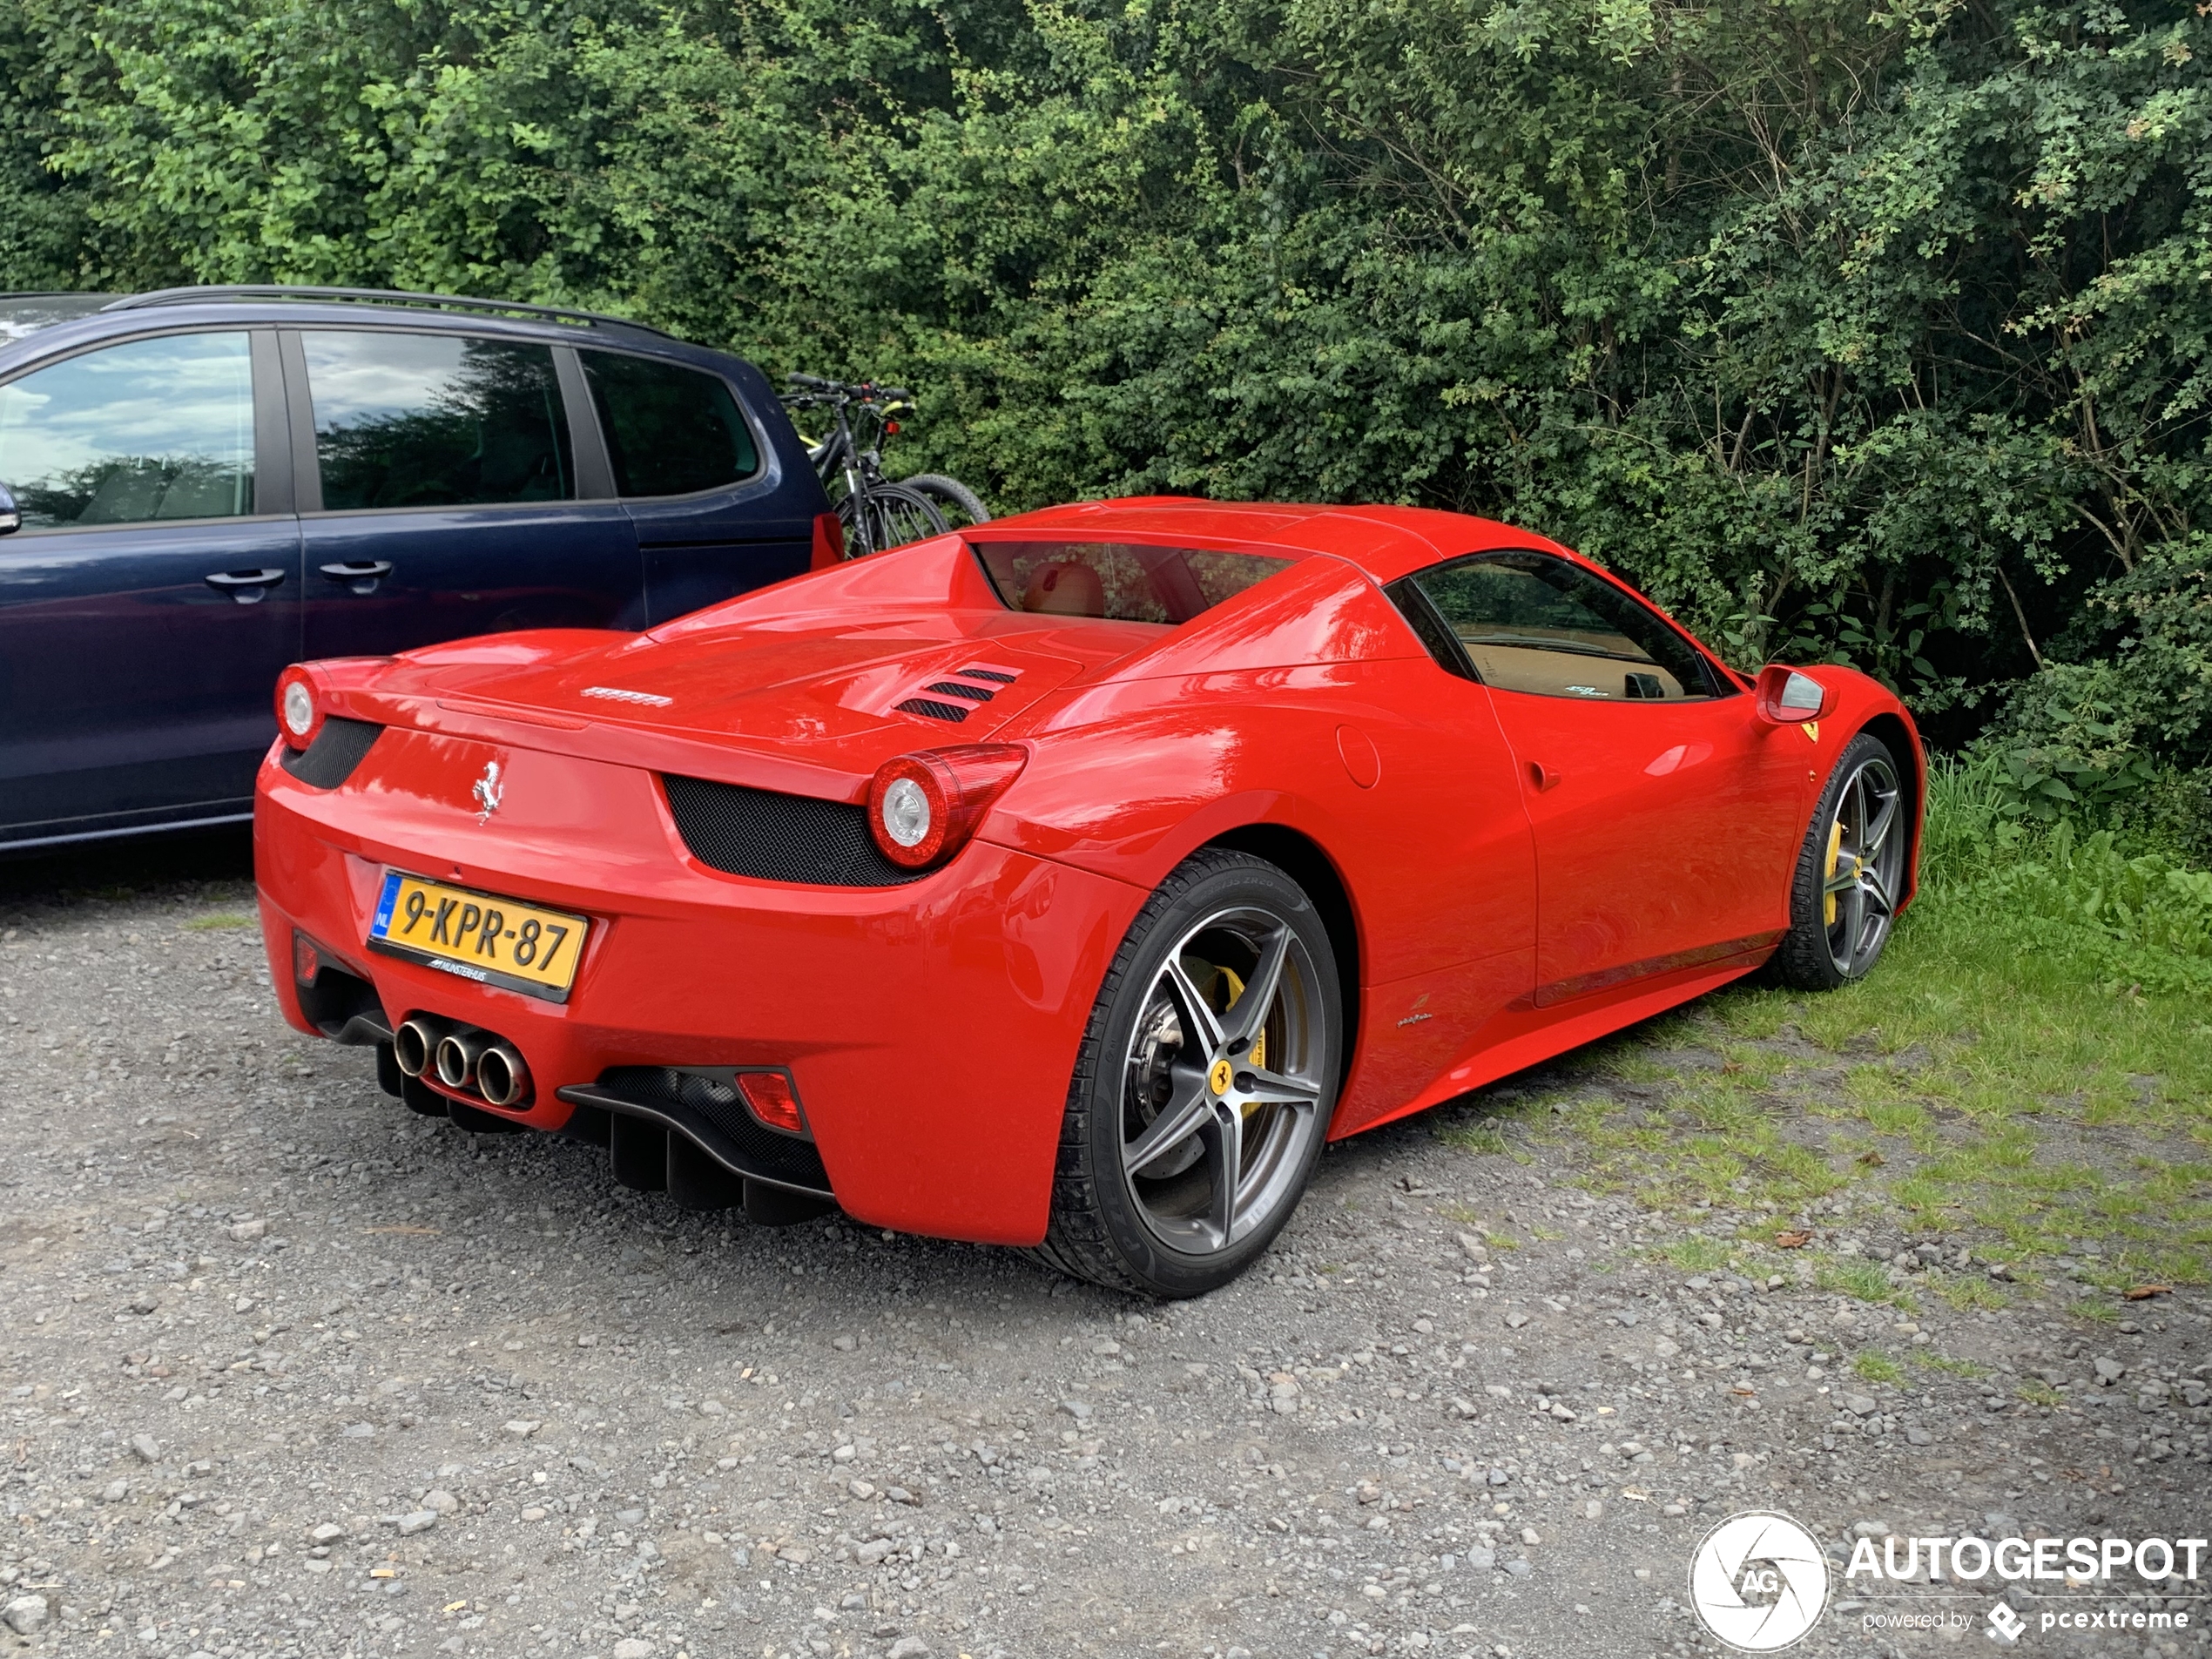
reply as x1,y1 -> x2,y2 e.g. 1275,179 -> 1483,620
255,499 -> 1921,1295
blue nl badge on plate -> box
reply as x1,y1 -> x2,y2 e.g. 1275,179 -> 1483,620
371,870 -> 401,937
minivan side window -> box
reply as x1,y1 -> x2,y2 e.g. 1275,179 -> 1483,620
302,332 -> 574,510
582,352 -> 759,497
0,333 -> 256,529
1405,550 -> 1731,701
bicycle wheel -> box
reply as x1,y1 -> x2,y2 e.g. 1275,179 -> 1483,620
840,481 -> 948,556
901,473 -> 992,528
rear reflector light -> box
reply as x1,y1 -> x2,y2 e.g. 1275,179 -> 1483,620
292,932 -> 322,987
737,1071 -> 807,1136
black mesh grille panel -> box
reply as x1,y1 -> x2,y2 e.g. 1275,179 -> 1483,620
280,717 -> 383,789
893,697 -> 969,724
595,1067 -> 832,1191
923,680 -> 995,702
960,666 -> 1018,684
662,774 -> 925,887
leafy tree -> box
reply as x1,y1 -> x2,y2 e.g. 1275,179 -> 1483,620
2,0 -> 2204,827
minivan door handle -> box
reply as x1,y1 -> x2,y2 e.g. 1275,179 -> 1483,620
204,568 -> 287,604
320,559 -> 395,594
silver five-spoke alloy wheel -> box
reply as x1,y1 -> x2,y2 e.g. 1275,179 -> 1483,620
1118,906 -> 1328,1256
1821,751 -> 1905,978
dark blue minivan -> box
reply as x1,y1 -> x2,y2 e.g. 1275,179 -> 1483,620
0,286 -> 834,852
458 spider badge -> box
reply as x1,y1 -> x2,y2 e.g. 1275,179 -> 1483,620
472,760 -> 504,824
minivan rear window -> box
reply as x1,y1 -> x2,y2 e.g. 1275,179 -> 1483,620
969,540 -> 1293,625
583,352 -> 759,497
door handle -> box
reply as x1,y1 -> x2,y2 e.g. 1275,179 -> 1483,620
1527,759 -> 1563,792
204,568 -> 287,604
320,559 -> 395,595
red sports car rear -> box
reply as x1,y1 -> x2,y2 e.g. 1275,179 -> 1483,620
256,500 -> 1922,1295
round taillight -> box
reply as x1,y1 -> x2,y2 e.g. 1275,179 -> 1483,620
865,745 -> 1028,871
275,667 -> 322,751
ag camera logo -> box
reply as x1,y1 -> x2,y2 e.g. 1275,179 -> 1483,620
1689,1510 -> 1831,1651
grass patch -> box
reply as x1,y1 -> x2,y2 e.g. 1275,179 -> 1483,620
2017,1379 -> 2065,1407
185,912 -> 252,931
1852,1352 -> 1907,1385
1814,1255 -> 1913,1308
1524,775 -> 2212,1288
1928,1274 -> 2011,1312
1437,1120 -> 1523,1160
1657,1238 -> 1731,1273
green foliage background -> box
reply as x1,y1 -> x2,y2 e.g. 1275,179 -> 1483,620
2,0 -> 2207,823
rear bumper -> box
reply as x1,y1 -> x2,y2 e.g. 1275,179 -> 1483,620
254,736 -> 1142,1244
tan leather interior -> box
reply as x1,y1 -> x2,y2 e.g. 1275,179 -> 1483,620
1021,559 -> 1108,616
1461,637 -> 1688,700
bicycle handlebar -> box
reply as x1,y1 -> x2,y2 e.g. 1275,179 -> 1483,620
784,371 -> 914,406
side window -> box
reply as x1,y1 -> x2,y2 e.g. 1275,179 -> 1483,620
581,352 -> 759,497
0,333 -> 255,529
302,332 -> 574,510
1405,551 -> 1730,701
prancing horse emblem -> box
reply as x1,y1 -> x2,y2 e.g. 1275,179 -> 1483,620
471,760 -> 504,824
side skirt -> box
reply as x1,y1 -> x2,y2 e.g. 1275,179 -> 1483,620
1329,947 -> 1775,1140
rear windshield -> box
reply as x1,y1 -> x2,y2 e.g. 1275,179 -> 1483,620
969,540 -> 1293,625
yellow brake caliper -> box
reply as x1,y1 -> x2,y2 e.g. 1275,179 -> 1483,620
1209,966 -> 1265,1111
1823,819 -> 1845,926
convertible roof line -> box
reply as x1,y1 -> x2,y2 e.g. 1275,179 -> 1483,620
102,285 -> 676,338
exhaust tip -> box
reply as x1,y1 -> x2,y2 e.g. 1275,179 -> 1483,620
394,1018 -> 442,1078
435,1029 -> 489,1090
477,1042 -> 531,1108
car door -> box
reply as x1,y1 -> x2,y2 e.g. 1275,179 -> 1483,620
577,348 -> 815,624
0,327 -> 300,846
1396,550 -> 1807,1003
290,327 -> 643,661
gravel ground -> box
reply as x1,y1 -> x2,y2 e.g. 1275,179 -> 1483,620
2,833 -> 2207,1659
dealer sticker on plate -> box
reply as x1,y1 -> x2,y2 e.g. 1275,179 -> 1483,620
368,872 -> 590,1002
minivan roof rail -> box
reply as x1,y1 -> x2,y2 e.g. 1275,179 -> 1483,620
102,285 -> 676,338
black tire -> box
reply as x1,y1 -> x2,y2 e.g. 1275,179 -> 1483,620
1033,848 -> 1341,1298
839,481 -> 947,556
901,473 -> 991,528
1773,732 -> 1910,990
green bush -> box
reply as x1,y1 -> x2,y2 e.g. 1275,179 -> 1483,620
1976,826 -> 2212,998
0,0 -> 2206,791
1919,754 -> 2212,996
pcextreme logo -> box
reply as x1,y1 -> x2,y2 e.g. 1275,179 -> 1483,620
1689,1511 -> 1831,1651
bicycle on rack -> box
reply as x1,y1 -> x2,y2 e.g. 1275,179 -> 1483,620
781,373 -> 991,557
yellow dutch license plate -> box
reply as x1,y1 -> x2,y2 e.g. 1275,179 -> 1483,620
367,872 -> 590,1002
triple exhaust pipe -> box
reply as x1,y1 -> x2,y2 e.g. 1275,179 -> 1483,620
393,1015 -> 531,1108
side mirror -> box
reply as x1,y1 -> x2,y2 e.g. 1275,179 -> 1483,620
0,482 -> 17,536
1756,664 -> 1828,724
